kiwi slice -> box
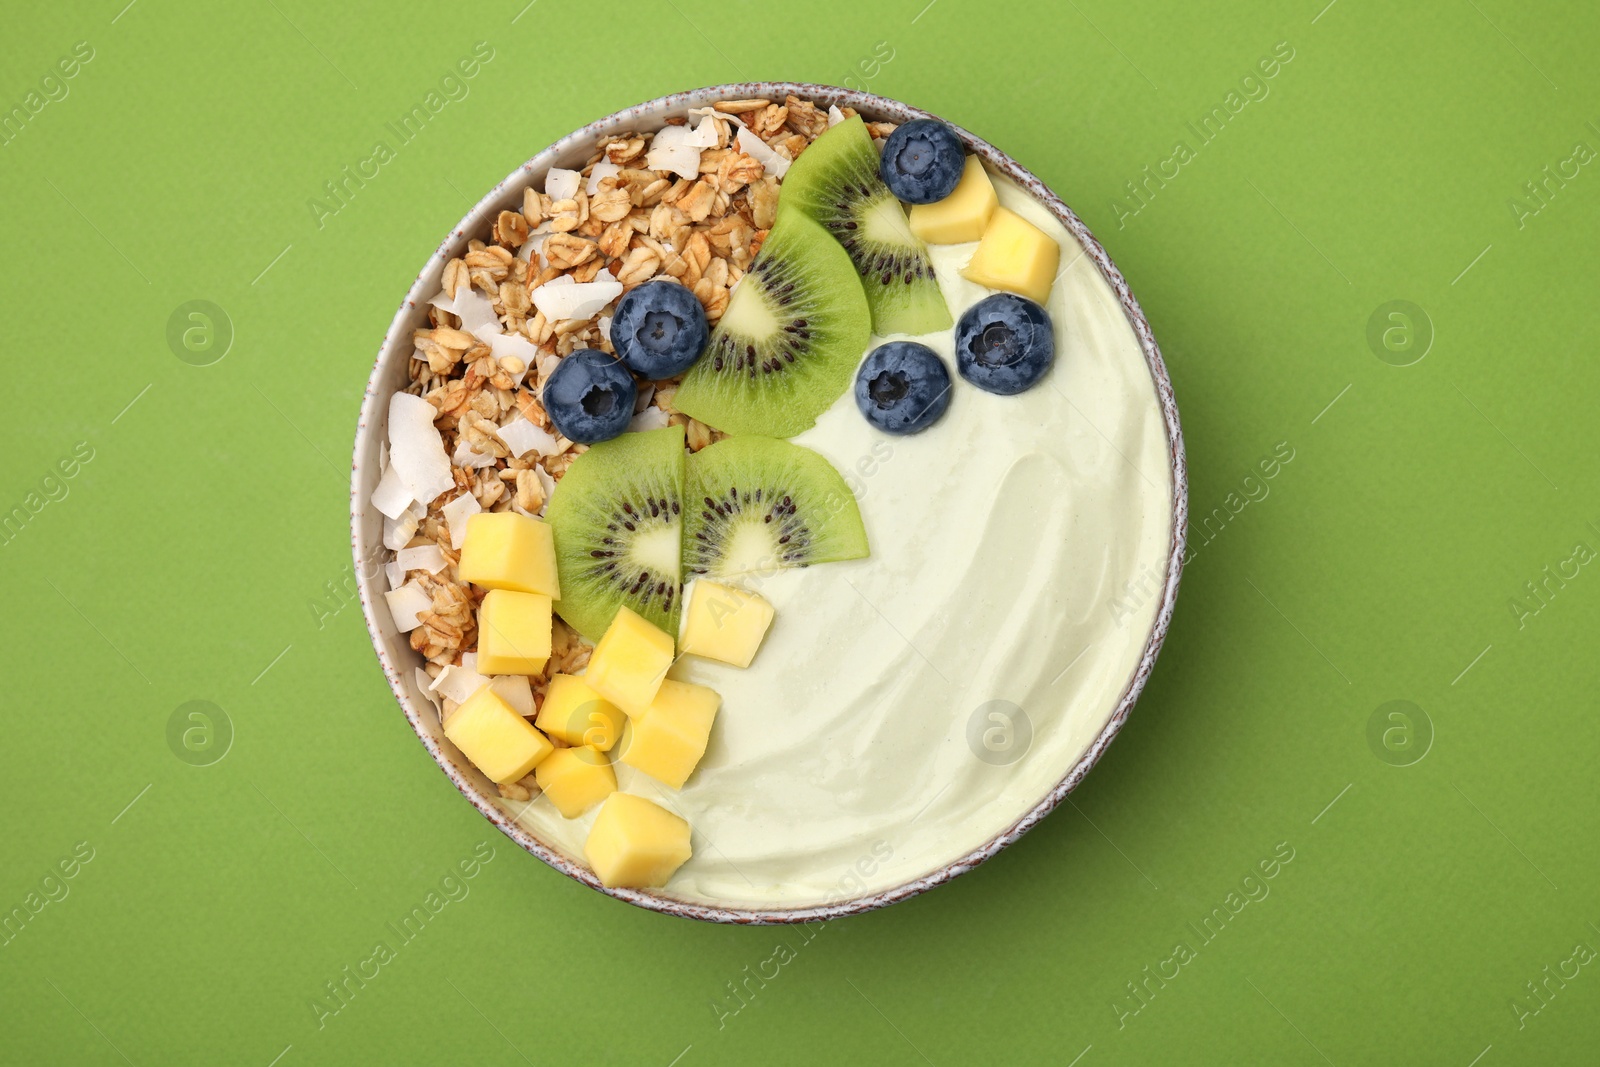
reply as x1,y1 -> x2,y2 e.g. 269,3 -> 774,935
683,436 -> 869,580
544,425 -> 685,642
778,115 -> 952,337
673,210 -> 870,438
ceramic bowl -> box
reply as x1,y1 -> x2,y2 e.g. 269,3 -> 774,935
350,82 -> 1187,924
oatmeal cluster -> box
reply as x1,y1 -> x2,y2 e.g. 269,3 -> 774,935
389,95 -> 896,736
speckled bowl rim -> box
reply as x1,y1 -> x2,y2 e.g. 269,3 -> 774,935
351,82 -> 1188,924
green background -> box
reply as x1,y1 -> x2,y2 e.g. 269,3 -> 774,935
3,0 -> 1596,1063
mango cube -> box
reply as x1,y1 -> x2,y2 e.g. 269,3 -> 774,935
678,580 -> 774,669
476,589 -> 552,676
458,512 -> 561,598
444,685 -> 553,784
584,792 -> 692,888
908,156 -> 997,244
535,674 -> 625,751
618,679 -> 720,789
585,605 -> 675,716
960,206 -> 1061,304
535,745 -> 617,818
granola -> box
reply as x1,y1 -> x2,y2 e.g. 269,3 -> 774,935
385,94 -> 883,717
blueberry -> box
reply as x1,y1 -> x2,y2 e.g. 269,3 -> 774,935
542,349 -> 638,444
879,119 -> 965,205
954,294 -> 1054,395
609,279 -> 710,378
854,341 -> 952,434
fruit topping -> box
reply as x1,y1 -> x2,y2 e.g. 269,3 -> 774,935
584,792 -> 692,889
879,119 -> 966,204
475,589 -> 554,676
444,685 -> 553,784
536,674 -> 626,751
908,155 -> 997,244
544,425 -> 684,641
954,293 -> 1055,395
609,279 -> 710,379
618,679 -> 721,789
677,579 -> 775,668
779,115 -> 951,336
854,341 -> 952,435
457,512 -> 561,598
584,604 -> 676,717
682,436 -> 869,580
542,348 -> 637,444
960,206 -> 1061,304
673,210 -> 870,438
534,745 -> 617,818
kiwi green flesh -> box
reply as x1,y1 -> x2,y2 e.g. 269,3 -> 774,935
543,425 -> 685,642
778,115 -> 952,337
673,210 -> 869,438
683,435 -> 869,581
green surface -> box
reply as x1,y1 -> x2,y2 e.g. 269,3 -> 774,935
3,1 -> 1597,1063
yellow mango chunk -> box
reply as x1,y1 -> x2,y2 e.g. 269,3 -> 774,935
618,679 -> 720,789
535,745 -> 617,818
908,156 -> 997,244
960,206 -> 1061,304
458,512 -> 561,598
476,589 -> 552,676
535,674 -> 625,751
584,792 -> 692,889
677,580 -> 774,669
444,685 -> 553,784
585,605 -> 675,716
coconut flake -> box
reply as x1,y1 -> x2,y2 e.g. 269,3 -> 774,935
737,127 -> 790,179
371,463 -> 414,520
531,277 -> 623,323
516,221 -> 553,264
415,667 -> 443,713
385,560 -> 406,590
384,582 -> 432,632
645,125 -> 702,180
388,393 -> 455,507
441,492 -> 482,549
586,162 -> 621,195
684,114 -> 720,148
499,417 -> 560,458
383,509 -> 419,551
452,436 -> 498,470
483,329 -> 538,372
431,282 -> 499,338
489,674 -> 534,717
628,406 -> 671,433
397,543 -> 448,574
545,167 -> 582,201
827,104 -> 846,127
431,664 -> 492,706
534,466 -> 556,515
